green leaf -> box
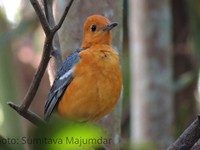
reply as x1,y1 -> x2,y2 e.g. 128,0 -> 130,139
33,121 -> 107,150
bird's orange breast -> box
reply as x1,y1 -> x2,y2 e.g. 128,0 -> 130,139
57,45 -> 122,121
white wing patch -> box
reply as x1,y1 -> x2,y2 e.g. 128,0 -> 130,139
59,68 -> 73,80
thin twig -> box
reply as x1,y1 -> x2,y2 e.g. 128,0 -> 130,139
44,0 -> 62,84
43,0 -> 61,48
167,116 -> 200,150
44,0 -> 50,23
29,0 -> 50,35
53,0 -> 74,32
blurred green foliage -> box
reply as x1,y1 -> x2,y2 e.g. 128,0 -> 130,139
33,121 -> 106,150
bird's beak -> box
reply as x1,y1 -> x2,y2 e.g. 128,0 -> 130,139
102,22 -> 118,31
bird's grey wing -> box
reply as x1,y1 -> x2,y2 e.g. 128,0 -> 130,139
44,48 -> 81,121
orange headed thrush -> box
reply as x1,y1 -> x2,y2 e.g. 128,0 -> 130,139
44,15 -> 122,121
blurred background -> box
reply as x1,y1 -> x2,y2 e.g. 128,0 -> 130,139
0,0 -> 200,149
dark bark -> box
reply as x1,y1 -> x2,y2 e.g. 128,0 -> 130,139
167,116 -> 200,150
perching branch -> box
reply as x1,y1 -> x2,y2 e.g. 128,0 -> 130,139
167,116 -> 200,150
8,102 -> 45,126
7,0 -> 74,126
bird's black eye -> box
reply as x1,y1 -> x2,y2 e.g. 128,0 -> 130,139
90,25 -> 96,32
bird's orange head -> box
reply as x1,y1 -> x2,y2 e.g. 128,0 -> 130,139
81,15 -> 117,49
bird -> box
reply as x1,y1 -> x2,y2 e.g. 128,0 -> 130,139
44,15 -> 122,122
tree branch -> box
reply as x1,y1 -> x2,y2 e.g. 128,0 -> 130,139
167,116 -> 200,150
19,34 -> 55,111
44,0 -> 61,49
191,141 -> 200,150
29,0 -> 50,35
7,0 -> 74,126
44,0 -> 51,23
8,102 -> 45,126
52,0 -> 74,32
